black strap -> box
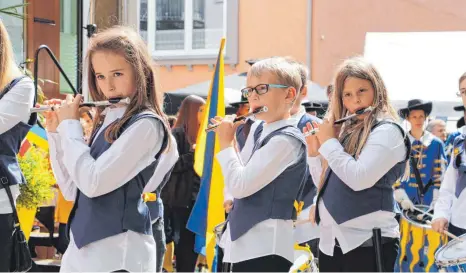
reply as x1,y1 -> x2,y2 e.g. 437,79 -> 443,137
409,157 -> 425,196
0,76 -> 37,126
1,176 -> 21,226
315,169 -> 332,225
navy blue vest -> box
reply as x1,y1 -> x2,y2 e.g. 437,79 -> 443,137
452,134 -> 466,198
69,112 -> 169,249
235,119 -> 263,151
146,165 -> 174,222
297,113 -> 322,208
320,121 -> 410,224
0,76 -> 36,189
228,125 -> 308,241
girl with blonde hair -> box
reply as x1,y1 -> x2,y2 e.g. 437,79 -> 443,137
305,57 -> 410,272
45,26 -> 173,272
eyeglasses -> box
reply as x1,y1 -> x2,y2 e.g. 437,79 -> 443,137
241,83 -> 289,98
457,88 -> 466,97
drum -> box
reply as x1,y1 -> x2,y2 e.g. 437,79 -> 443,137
214,221 -> 227,246
395,205 -> 448,272
289,243 -> 318,273
435,234 -> 466,272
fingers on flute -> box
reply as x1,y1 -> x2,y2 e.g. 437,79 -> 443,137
73,94 -> 83,105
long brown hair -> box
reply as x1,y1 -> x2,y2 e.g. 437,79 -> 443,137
174,95 -> 206,145
85,26 -> 169,143
0,20 -> 21,91
319,57 -> 405,189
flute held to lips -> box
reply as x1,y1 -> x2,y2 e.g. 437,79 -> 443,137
303,106 -> 374,137
205,106 -> 268,133
30,97 -> 131,113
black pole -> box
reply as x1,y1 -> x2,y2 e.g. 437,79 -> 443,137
77,0 -> 83,94
34,45 -> 77,96
372,228 -> 384,272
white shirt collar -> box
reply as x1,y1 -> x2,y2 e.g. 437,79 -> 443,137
260,118 -> 295,140
409,130 -> 435,146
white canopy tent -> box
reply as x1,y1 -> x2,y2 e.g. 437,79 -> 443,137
364,31 -> 466,130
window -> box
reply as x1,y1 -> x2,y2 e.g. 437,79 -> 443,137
0,0 -> 25,64
59,0 -> 78,94
137,0 -> 238,65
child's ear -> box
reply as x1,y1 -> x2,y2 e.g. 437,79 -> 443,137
300,86 -> 308,98
286,87 -> 298,103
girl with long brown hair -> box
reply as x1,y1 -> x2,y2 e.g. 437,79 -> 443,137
162,95 -> 206,272
44,26 -> 173,272
0,20 -> 35,271
305,57 -> 410,272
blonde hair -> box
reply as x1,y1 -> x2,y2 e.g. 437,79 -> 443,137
459,72 -> 466,87
319,57 -> 407,189
0,21 -> 21,91
249,57 -> 302,92
85,26 -> 169,144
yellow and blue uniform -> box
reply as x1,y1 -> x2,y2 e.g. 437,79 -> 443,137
394,132 -> 446,205
445,131 -> 461,164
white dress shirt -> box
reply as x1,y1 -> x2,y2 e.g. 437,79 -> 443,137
434,126 -> 466,229
217,118 -> 304,263
309,122 -> 406,256
48,106 -> 171,272
0,77 -> 34,214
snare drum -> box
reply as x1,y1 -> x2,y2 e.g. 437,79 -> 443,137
435,234 -> 466,272
214,221 -> 227,246
289,243 -> 318,273
395,205 -> 448,272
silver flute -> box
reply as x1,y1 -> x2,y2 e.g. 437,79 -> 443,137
303,106 -> 374,137
205,106 -> 268,133
30,98 -> 131,113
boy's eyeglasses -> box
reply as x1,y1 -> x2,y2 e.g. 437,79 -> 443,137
241,84 -> 289,98
457,88 -> 466,97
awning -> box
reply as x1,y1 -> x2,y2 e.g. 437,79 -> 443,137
364,31 -> 466,118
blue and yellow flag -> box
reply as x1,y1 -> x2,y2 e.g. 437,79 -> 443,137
187,38 -> 226,271
20,124 -> 49,156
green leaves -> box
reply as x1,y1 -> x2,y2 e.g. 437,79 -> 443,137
17,146 -> 56,210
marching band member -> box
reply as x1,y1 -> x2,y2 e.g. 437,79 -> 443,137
213,57 -> 308,272
432,72 -> 466,238
307,57 -> 410,272
45,26 -> 172,272
0,20 -> 35,271
445,103 -> 466,164
287,60 -> 322,259
394,100 -> 446,211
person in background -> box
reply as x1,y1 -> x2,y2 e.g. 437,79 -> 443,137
161,95 -> 206,272
230,93 -> 250,117
426,119 -> 447,142
394,99 -> 446,211
445,104 -> 466,164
